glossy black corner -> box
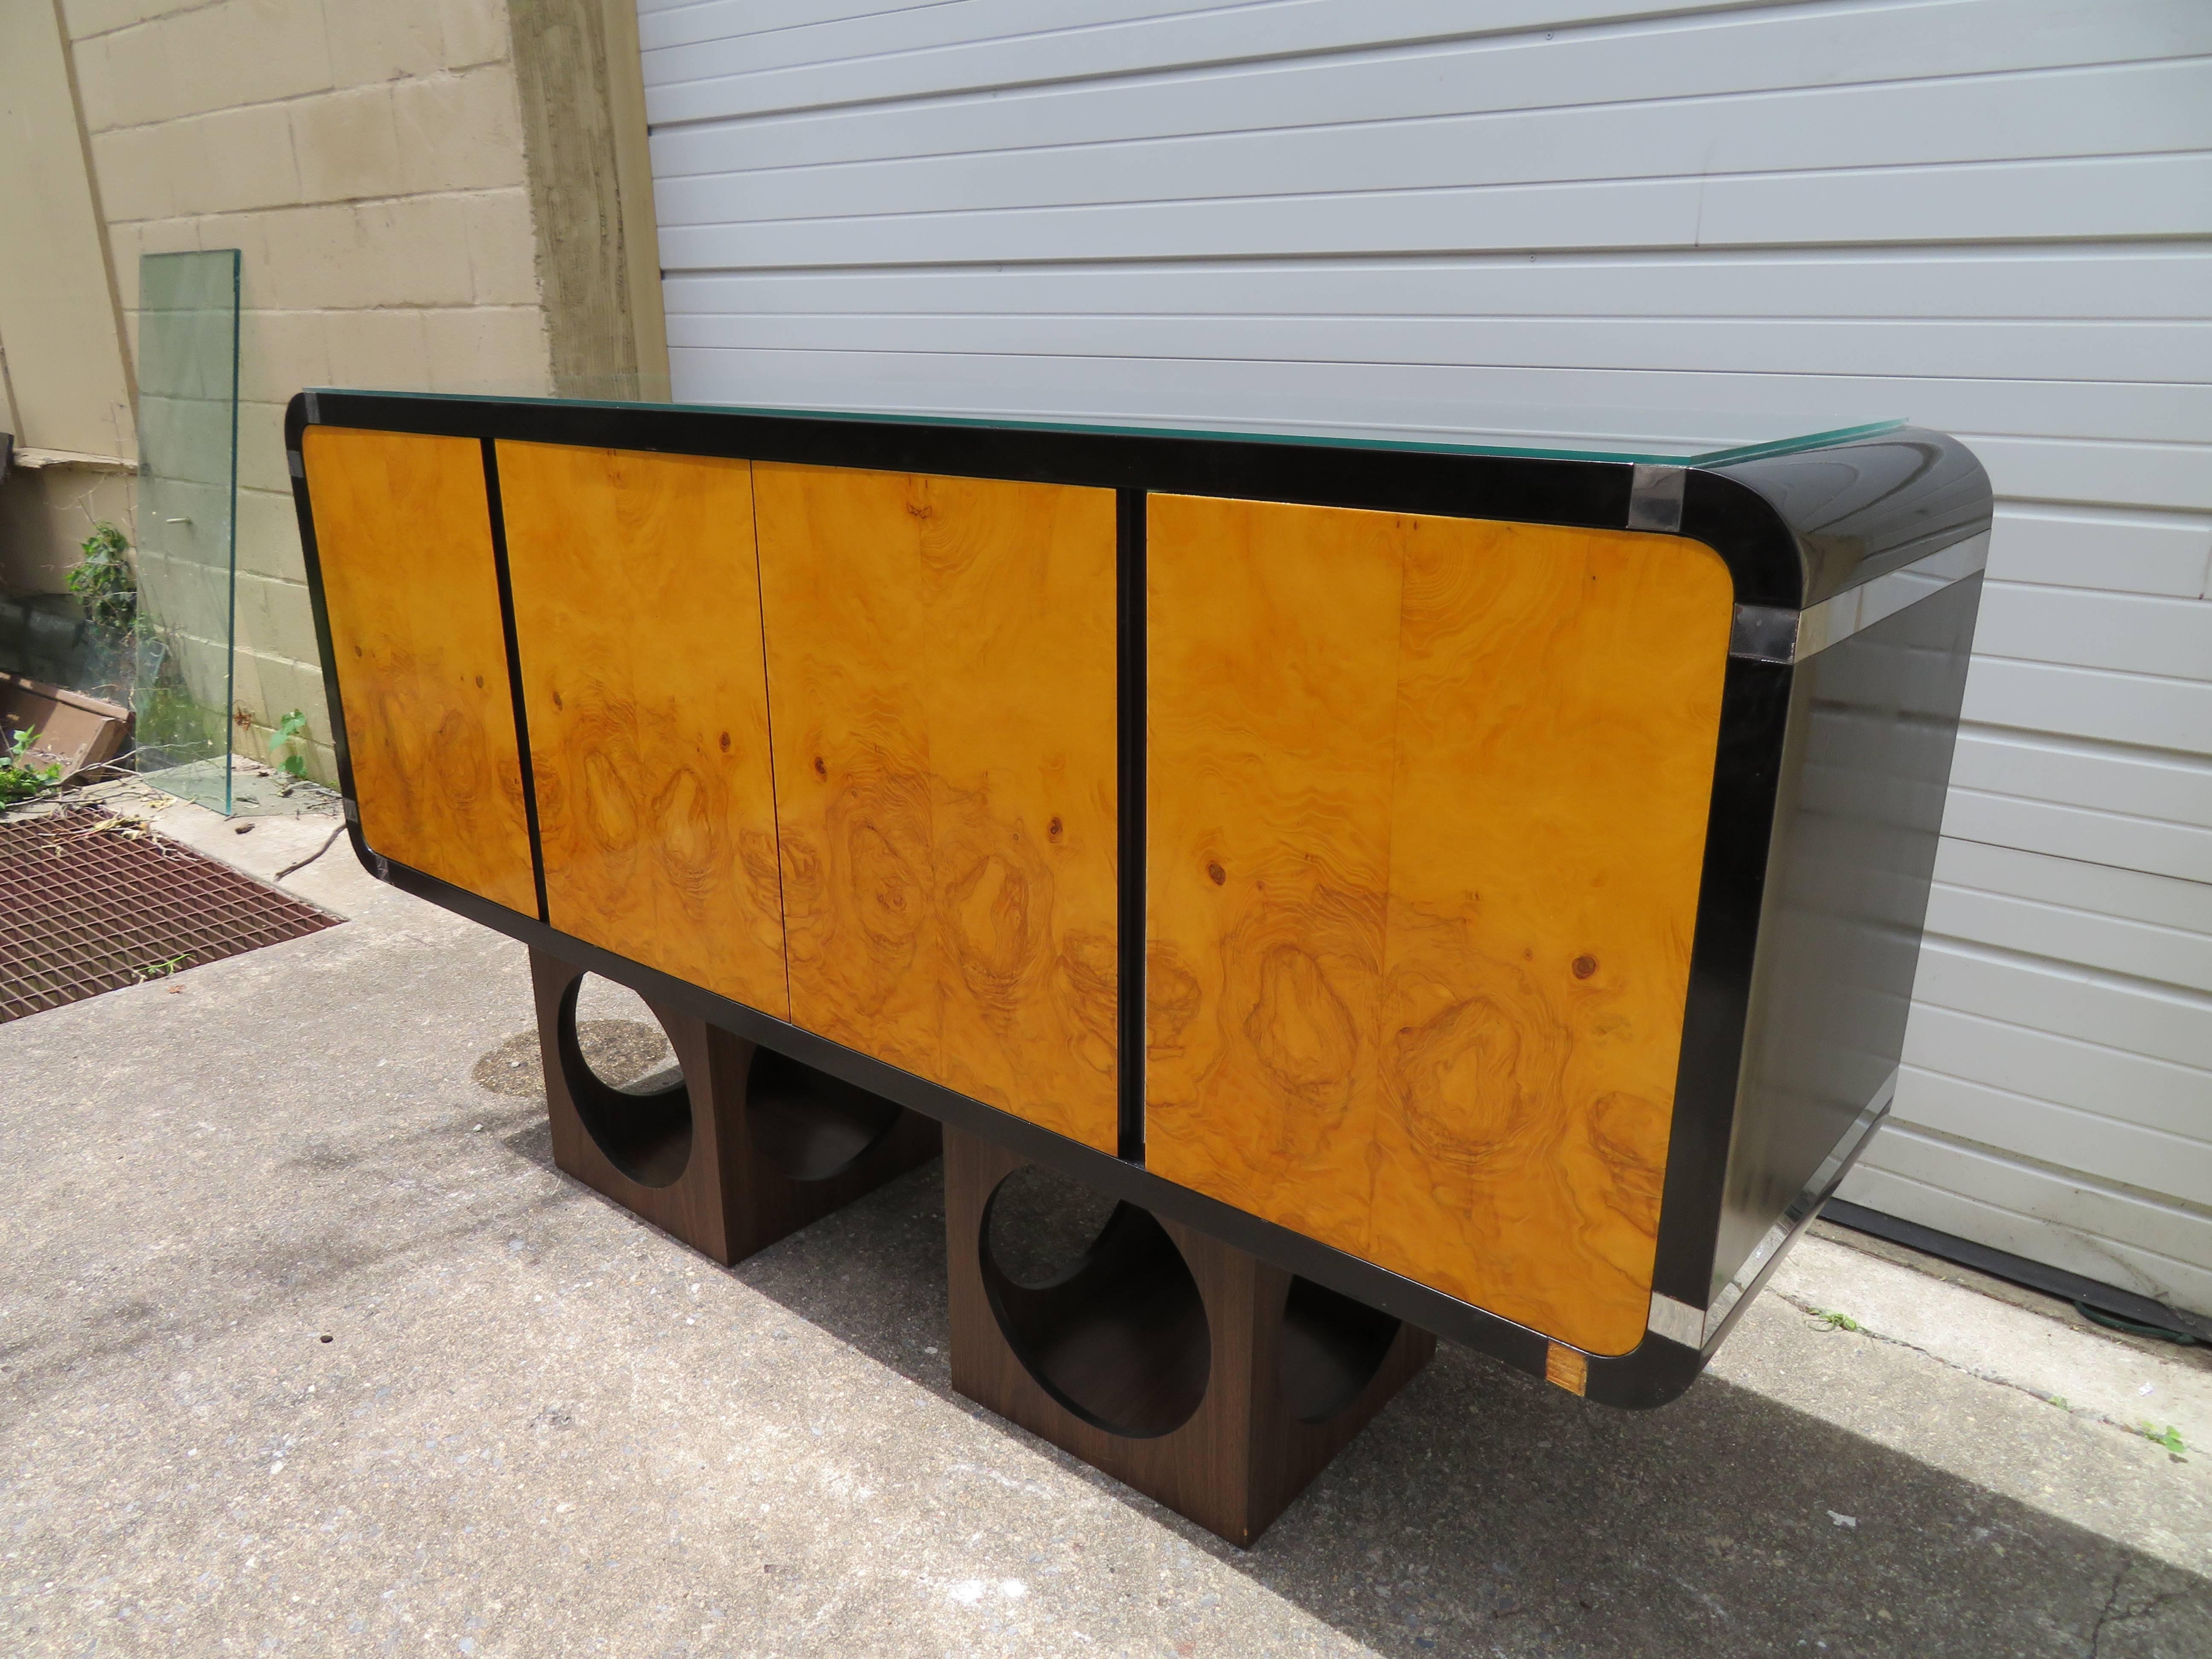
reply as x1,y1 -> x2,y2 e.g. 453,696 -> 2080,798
1657,427 -> 1989,1323
1707,574 -> 1982,1309
1708,427 -> 1994,608
1646,655 -> 1795,1313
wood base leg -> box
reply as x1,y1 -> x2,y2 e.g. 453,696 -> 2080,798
943,1124 -> 1434,1547
530,947 -> 941,1265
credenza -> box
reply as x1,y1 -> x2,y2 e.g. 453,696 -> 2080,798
288,390 -> 1987,1540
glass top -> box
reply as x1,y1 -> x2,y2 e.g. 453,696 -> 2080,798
311,380 -> 1903,468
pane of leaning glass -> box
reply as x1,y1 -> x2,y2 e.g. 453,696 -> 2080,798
134,249 -> 240,815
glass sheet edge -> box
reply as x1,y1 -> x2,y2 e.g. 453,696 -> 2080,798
301,388 -> 1904,469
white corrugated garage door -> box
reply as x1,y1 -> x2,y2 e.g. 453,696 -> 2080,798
635,0 -> 2212,1317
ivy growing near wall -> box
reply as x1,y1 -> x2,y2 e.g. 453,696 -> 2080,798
67,522 -> 137,634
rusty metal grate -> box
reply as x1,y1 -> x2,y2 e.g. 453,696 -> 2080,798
0,806 -> 341,1022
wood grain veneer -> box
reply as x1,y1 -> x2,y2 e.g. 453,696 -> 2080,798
754,463 -> 1121,1152
944,1126 -> 1434,1547
302,426 -> 535,915
496,442 -> 788,1016
1145,495 -> 1733,1356
531,948 -> 939,1265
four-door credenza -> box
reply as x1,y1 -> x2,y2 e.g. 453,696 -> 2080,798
288,390 -> 1988,1542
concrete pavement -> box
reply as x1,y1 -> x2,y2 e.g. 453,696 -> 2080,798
3,798 -> 2206,1656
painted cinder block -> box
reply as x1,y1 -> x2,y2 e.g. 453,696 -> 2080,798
62,3 -> 205,40
80,18 -> 192,129
291,86 -> 406,206
233,488 -> 313,586
194,0 -> 336,114
462,187 -> 542,307
322,309 -> 434,397
241,204 -> 370,309
422,306 -> 551,393
236,310 -> 332,409
393,65 -> 529,195
234,401 -> 298,496
248,199 -> 474,311
87,122 -> 175,222
233,573 -> 318,669
238,649 -> 335,752
325,2 -> 445,87
173,104 -> 304,218
436,0 -> 508,73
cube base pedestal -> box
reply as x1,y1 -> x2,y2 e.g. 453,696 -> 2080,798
531,948 -> 941,1266
943,1124 -> 1434,1547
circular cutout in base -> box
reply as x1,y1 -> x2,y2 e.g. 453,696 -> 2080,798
554,975 -> 691,1188
981,1164 -> 1210,1439
1278,1276 -> 1403,1424
986,1158 -> 1121,1289
745,1048 -> 902,1181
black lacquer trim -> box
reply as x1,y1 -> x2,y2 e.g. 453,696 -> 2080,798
748,477 -> 797,1025
1678,469 -> 1809,609
306,390 -> 1635,538
480,439 -> 550,926
1591,1094 -> 1893,1411
283,396 -> 375,887
1695,1115 -> 1887,1359
1117,489 -> 1147,1164
1647,657 -> 1794,1309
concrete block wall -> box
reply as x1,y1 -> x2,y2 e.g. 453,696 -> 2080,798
0,466 -> 137,604
63,0 -> 555,784
0,3 -> 137,603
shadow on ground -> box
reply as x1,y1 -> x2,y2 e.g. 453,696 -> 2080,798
481,1038 -> 2210,1659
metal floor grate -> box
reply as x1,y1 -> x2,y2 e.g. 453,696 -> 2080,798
0,806 -> 340,1022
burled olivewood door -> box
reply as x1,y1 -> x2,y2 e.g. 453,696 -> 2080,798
1145,495 -> 1733,1355
497,442 -> 789,1018
753,463 -> 1121,1153
305,427 -> 536,918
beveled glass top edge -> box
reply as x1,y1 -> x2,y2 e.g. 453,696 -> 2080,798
300,387 -> 1905,468
1676,419 -> 1908,469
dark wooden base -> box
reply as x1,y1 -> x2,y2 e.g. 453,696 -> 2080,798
530,948 -> 940,1265
944,1125 -> 1434,1547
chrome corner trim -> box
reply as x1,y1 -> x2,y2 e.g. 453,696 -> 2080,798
1627,463 -> 1686,533
1726,533 -> 1986,665
303,390 -> 320,424
287,448 -> 305,479
1796,531 -> 1988,659
1697,1068 -> 1898,1347
1647,1292 -> 1706,1348
1730,603 -> 1799,664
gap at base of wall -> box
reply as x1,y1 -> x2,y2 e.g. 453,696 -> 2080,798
1822,1199 -> 2209,1346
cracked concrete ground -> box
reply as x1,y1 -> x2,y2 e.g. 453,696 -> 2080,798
3,799 -> 2209,1657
